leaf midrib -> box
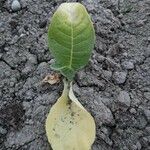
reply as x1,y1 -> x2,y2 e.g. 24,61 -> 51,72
69,23 -> 73,69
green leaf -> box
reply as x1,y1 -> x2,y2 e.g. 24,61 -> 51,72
48,3 -> 95,80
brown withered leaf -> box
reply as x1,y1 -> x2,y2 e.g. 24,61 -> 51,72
42,73 -> 60,85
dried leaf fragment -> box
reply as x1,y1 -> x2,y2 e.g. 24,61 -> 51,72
45,80 -> 96,150
42,73 -> 60,85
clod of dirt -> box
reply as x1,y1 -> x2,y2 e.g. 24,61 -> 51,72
0,126 -> 7,135
117,90 -> 131,109
121,61 -> 134,70
113,71 -> 127,84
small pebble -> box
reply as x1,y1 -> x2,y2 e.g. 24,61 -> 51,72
130,108 -> 137,114
144,92 -> 150,100
117,91 -> 131,108
22,66 -> 33,75
113,71 -> 127,84
11,0 -> 21,12
102,70 -> 112,80
28,54 -> 37,65
145,126 -> 150,134
121,61 -> 134,70
122,52 -> 128,57
136,19 -> 147,27
140,137 -> 149,147
39,19 -> 47,28
0,22 -> 3,27
0,126 -> 7,135
0,53 -> 3,59
96,55 -> 105,63
136,141 -> 142,150
144,109 -> 150,122
118,13 -> 123,19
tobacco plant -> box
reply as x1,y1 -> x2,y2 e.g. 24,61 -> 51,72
45,3 -> 96,150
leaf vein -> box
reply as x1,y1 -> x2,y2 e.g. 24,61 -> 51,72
52,38 -> 70,50
69,23 -> 73,69
56,28 -> 71,38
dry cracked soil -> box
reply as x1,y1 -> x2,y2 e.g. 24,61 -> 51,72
0,0 -> 150,150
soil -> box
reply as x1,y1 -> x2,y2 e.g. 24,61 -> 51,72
0,0 -> 150,150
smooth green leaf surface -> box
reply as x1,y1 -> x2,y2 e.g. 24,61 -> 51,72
48,3 -> 95,80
